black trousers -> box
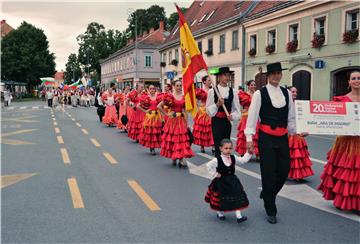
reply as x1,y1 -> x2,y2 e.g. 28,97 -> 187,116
258,131 -> 290,216
47,98 -> 53,107
211,117 -> 232,157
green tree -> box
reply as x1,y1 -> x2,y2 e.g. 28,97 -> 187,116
167,7 -> 187,31
64,53 -> 82,84
1,21 -> 56,91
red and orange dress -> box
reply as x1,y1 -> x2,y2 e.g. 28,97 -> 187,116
117,93 -> 127,130
318,95 -> 360,211
288,134 -> 314,180
138,94 -> 162,149
160,95 -> 195,160
235,91 -> 259,156
127,90 -> 145,141
102,93 -> 118,126
193,88 -> 213,148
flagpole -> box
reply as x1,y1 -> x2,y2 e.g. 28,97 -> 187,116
210,79 -> 230,118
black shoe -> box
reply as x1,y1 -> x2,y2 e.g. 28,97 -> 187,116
217,214 -> 226,221
260,191 -> 263,199
201,148 -> 205,153
237,216 -> 247,223
172,160 -> 177,167
267,216 -> 277,224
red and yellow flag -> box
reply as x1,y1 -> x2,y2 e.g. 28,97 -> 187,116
176,5 -> 208,116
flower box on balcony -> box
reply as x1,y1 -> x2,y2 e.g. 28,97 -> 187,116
248,48 -> 256,57
343,29 -> 359,44
204,50 -> 213,56
311,33 -> 325,48
265,45 -> 275,54
286,40 -> 298,53
160,62 -> 166,67
171,59 -> 178,66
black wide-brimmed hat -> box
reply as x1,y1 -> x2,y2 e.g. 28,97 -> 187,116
215,66 -> 235,76
264,62 -> 288,74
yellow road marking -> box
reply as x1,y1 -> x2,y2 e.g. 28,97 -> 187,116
2,115 -> 38,123
103,152 -> 118,165
60,148 -> 70,164
57,136 -> 64,144
81,129 -> 89,135
53,122 -> 58,126
90,138 -> 101,147
67,178 -> 84,208
1,129 -> 37,137
76,122 -> 82,127
127,180 -> 161,211
54,127 -> 60,133
0,138 -> 35,145
1,173 -> 38,188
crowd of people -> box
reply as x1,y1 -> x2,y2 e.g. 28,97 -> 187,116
41,87 -> 96,108
92,64 -> 359,224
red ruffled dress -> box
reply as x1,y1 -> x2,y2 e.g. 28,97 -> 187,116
235,91 -> 259,156
160,96 -> 195,160
138,95 -> 162,149
127,94 -> 145,141
117,93 -> 127,130
102,94 -> 118,125
193,89 -> 213,147
288,135 -> 314,179
318,95 -> 360,211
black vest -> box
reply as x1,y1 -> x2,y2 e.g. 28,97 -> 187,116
259,86 -> 289,129
216,155 -> 235,176
214,86 -> 233,113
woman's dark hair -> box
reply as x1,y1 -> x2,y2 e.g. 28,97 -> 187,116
174,80 -> 182,86
201,75 -> 209,83
220,138 -> 233,147
286,85 -> 294,90
346,70 -> 360,80
246,80 -> 255,86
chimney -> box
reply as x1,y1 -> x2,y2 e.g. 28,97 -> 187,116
149,27 -> 155,34
1,20 -> 5,24
142,30 -> 148,37
159,21 -> 164,31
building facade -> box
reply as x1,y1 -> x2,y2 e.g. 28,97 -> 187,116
244,1 -> 360,100
100,22 -> 165,89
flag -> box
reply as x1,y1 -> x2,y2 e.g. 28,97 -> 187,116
40,77 -> 56,86
176,5 -> 208,116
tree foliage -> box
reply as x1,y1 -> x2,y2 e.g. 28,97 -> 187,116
1,21 -> 56,90
167,7 -> 187,31
64,53 -> 82,84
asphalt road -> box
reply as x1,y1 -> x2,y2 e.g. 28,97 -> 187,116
2,101 -> 359,243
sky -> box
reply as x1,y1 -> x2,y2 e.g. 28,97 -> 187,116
1,0 -> 192,71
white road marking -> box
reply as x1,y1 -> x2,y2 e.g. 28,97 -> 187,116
19,106 -> 27,110
32,106 -> 39,109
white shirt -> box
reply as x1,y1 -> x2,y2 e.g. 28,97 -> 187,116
244,84 -> 296,142
206,85 -> 241,120
206,152 -> 252,179
97,93 -> 104,106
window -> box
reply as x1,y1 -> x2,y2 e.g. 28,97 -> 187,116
250,34 -> 257,50
175,49 -> 179,61
232,30 -> 239,49
346,9 -> 359,31
206,9 -> 216,21
168,51 -> 172,64
289,24 -> 298,41
191,19 -> 197,26
145,55 -> 152,67
267,29 -> 276,46
199,14 -> 207,23
162,53 -> 166,63
219,34 -> 225,53
198,41 -> 202,53
207,38 -> 213,54
315,17 -> 326,35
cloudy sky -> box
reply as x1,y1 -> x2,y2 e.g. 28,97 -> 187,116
2,0 -> 191,71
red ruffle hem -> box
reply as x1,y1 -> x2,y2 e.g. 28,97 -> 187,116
138,111 -> 162,148
127,108 -> 145,141
160,115 -> 195,160
318,136 -> 360,211
193,107 -> 213,147
235,113 -> 259,156
117,103 -> 127,130
102,105 -> 118,125
288,135 -> 314,179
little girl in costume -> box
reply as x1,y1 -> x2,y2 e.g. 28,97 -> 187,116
205,138 -> 251,223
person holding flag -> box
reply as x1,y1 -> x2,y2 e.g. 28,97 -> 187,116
206,67 -> 241,157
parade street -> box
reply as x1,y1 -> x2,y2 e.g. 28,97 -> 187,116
1,101 -> 359,243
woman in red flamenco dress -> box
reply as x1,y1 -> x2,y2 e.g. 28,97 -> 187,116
117,86 -> 130,132
137,85 -> 163,155
287,86 -> 314,181
102,87 -> 119,127
157,80 -> 195,168
318,70 -> 360,212
235,80 -> 259,158
127,84 -> 146,142
193,75 -> 214,153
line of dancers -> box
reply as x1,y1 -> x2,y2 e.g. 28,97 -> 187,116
95,67 -> 360,223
